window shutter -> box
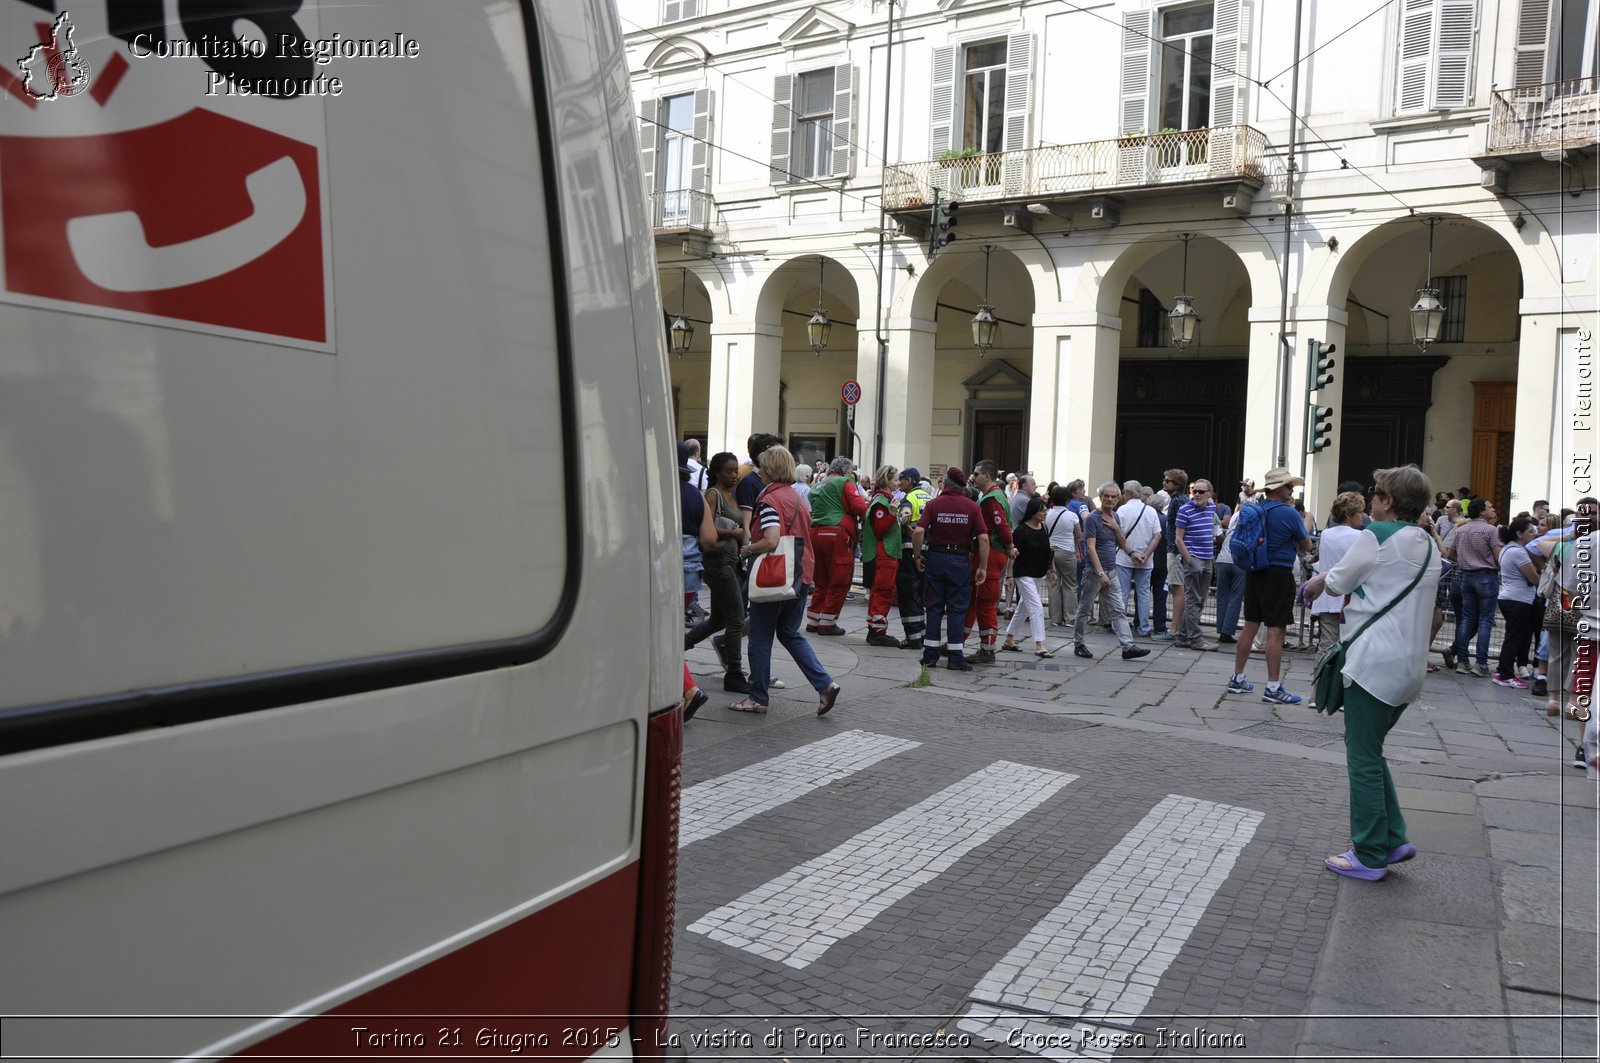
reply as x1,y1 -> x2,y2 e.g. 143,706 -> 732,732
663,0 -> 683,24
831,64 -> 856,178
639,97 -> 660,224
1513,0 -> 1551,88
682,0 -> 700,17
689,88 -> 714,225
1001,33 -> 1034,193
1395,0 -> 1433,114
770,74 -> 793,185
1119,10 -> 1153,134
928,45 -> 956,194
1432,0 -> 1475,107
1210,0 -> 1244,127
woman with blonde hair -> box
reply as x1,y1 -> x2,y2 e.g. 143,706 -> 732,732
1309,490 -> 1368,650
732,446 -> 842,715
862,464 -> 905,648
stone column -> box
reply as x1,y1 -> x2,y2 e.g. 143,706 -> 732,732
707,321 -> 782,457
1244,310 -> 1288,482
856,316 -> 937,473
1032,312 -> 1122,490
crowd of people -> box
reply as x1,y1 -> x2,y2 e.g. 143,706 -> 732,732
675,437 -> 1598,766
676,437 -> 1598,881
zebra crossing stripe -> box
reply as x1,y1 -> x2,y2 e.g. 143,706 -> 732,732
680,730 -> 920,847
688,760 -> 1077,969
956,794 -> 1264,1060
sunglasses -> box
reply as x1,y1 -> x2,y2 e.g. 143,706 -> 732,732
1191,489 -> 1209,495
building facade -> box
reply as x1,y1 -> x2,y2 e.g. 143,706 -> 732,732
622,0 -> 1598,517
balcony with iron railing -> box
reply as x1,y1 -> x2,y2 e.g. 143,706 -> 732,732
648,188 -> 720,238
882,124 -> 1269,211
1484,77 -> 1598,157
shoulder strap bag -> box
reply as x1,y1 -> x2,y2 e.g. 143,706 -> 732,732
1313,535 -> 1434,716
747,487 -> 801,602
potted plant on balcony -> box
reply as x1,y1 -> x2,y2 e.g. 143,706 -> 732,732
936,146 -> 983,166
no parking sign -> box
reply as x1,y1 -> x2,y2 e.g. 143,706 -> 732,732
841,378 -> 861,406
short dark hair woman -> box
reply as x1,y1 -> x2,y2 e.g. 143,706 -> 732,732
1300,464 -> 1441,881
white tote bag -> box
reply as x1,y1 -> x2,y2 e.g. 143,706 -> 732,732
747,536 -> 801,602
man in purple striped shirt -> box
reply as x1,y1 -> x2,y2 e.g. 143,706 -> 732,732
1174,479 -> 1219,651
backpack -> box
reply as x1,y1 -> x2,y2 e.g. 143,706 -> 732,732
1231,501 -> 1283,574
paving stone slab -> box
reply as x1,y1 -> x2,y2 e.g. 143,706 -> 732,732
1488,826 -> 1598,870
1310,916 -> 1504,1012
1500,921 -> 1600,1000
1499,863 -> 1600,933
1478,774 -> 1600,803
1394,786 -> 1478,814
1504,988 -> 1600,1059
1298,1014 -> 1511,1058
1483,796 -> 1598,834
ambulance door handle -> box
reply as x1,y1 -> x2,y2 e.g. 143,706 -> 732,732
66,156 -> 306,293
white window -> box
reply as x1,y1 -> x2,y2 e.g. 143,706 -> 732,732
795,70 -> 836,179
660,93 -> 694,220
1157,5 -> 1213,132
770,65 -> 856,185
963,40 -> 1009,153
1120,1 -> 1244,136
1395,0 -> 1476,114
927,33 -> 1034,194
639,89 -> 714,226
662,0 -> 700,25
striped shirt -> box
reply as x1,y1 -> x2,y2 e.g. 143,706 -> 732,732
1175,499 -> 1217,562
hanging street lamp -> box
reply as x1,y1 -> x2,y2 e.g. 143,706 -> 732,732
972,244 -> 999,354
1410,217 -> 1445,350
1169,233 -> 1200,349
668,266 -> 694,356
807,257 -> 831,355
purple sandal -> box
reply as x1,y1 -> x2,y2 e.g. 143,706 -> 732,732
1324,849 -> 1388,881
1386,842 -> 1417,864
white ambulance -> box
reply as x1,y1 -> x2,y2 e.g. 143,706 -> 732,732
0,0 -> 683,1058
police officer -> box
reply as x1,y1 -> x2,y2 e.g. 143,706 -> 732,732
913,467 -> 990,670
895,468 -> 932,649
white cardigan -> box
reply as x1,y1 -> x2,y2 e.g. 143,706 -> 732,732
1322,522 -> 1443,707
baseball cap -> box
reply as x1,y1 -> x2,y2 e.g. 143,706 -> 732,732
900,467 -> 921,483
676,441 -> 693,474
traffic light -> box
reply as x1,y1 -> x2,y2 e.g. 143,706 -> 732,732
929,196 -> 959,254
1306,338 -> 1336,393
1307,404 -> 1334,454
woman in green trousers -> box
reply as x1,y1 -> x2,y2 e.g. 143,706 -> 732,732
1301,464 -> 1443,881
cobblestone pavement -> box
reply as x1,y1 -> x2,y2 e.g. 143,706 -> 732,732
674,591 -> 1599,1061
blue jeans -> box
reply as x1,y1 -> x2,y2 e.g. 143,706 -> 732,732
1452,570 -> 1499,668
748,588 -> 834,706
1214,561 -> 1246,637
1115,564 -> 1153,635
922,552 -> 974,663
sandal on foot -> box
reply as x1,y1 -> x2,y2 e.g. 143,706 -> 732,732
1000,640 -> 1022,652
817,683 -> 841,716
1035,648 -> 1055,658
1324,849 -> 1388,881
728,698 -> 768,714
1546,701 -> 1561,716
1386,842 -> 1417,864
1426,663 -> 1440,673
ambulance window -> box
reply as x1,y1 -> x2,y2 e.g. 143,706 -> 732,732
0,2 -> 576,743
